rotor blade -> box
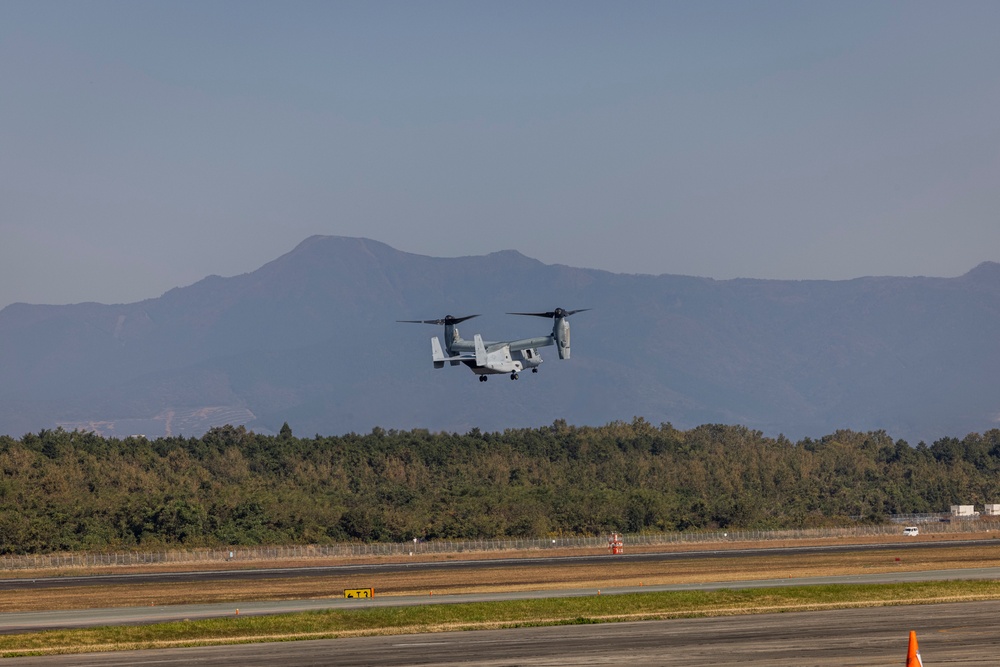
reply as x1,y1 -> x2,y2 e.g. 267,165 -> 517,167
507,308 -> 590,318
397,314 -> 480,325
507,311 -> 555,318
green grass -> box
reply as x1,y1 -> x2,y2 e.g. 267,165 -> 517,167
4,580 -> 1000,657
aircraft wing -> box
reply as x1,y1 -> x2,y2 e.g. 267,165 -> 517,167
507,335 -> 554,352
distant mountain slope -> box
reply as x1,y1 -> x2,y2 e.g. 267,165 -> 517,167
0,236 -> 997,442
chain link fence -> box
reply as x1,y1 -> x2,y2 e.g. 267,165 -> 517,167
2,515 -> 995,572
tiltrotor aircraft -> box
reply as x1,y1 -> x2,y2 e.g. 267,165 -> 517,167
398,308 -> 588,381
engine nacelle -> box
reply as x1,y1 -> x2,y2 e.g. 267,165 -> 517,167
554,316 -> 571,359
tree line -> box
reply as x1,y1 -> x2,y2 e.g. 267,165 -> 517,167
1,419 -> 999,554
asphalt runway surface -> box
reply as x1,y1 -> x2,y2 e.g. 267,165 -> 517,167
3,540 -> 1000,665
5,600 -> 1000,666
4,565 -> 1000,634
0,539 -> 985,592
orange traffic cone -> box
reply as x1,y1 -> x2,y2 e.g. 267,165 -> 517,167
906,630 -> 923,667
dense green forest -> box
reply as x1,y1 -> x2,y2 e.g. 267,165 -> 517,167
2,420 -> 1000,555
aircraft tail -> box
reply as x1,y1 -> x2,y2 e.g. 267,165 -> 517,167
474,334 -> 487,367
906,630 -> 923,666
431,337 -> 446,369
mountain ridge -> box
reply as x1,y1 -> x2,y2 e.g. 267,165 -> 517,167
0,236 -> 997,442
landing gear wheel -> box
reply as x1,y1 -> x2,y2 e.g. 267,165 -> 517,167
531,368 -> 538,373
511,373 -> 519,380
479,375 -> 487,382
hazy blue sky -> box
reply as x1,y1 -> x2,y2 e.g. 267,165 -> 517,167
2,1 -> 999,308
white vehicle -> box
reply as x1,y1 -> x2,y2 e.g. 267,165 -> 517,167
903,526 -> 920,536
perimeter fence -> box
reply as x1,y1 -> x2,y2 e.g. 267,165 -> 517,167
2,514 -> 996,572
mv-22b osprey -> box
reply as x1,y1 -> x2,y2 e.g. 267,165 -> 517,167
399,308 -> 588,381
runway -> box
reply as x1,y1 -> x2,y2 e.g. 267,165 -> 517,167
5,600 -> 1000,665
0,539 -> 983,592
3,565 -> 1000,633
3,541 -> 1000,664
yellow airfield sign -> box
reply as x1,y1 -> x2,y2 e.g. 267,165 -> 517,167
344,588 -> 374,598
